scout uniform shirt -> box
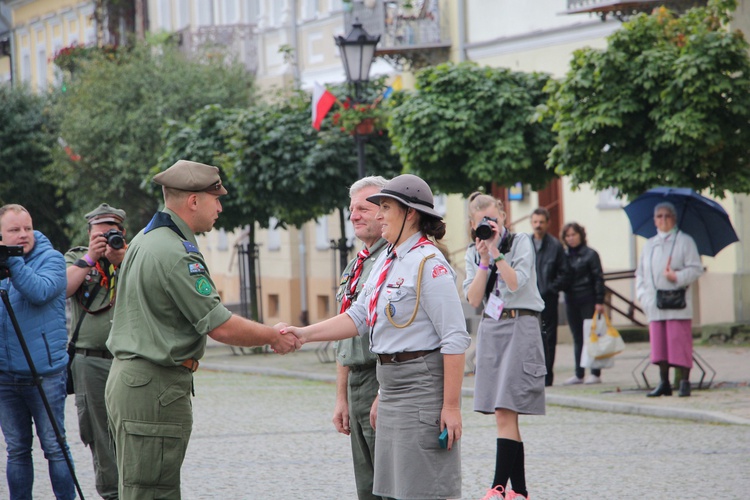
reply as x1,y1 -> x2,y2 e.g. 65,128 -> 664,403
64,248 -> 118,350
346,232 -> 470,355
106,208 -> 232,365
335,238 -> 387,367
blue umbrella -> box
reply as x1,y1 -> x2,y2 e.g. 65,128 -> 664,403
623,187 -> 739,257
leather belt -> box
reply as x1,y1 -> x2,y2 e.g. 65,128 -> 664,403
181,358 -> 199,372
75,348 -> 114,360
484,309 -> 539,320
348,362 -> 377,373
377,348 -> 439,365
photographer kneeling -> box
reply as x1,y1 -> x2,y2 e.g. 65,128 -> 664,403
65,203 -> 127,499
0,204 -> 76,499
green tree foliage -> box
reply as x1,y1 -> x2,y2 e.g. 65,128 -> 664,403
159,90 -> 402,319
50,41 -> 254,241
0,86 -> 71,250
546,0 -> 750,198
388,62 -> 556,195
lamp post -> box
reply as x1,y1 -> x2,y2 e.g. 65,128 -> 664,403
335,20 -> 381,179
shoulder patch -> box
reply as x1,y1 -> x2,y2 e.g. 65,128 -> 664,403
183,241 -> 199,254
195,276 -> 212,296
188,263 -> 206,275
69,246 -> 88,252
432,264 -> 449,279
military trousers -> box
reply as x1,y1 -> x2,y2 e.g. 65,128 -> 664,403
348,364 -> 385,500
105,358 -> 193,500
71,354 -> 119,499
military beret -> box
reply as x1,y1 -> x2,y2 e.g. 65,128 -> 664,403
85,203 -> 126,225
152,160 -> 228,195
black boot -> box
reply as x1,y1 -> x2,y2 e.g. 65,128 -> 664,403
646,381 -> 673,397
678,380 -> 691,397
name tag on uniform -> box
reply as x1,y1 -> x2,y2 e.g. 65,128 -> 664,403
484,294 -> 504,320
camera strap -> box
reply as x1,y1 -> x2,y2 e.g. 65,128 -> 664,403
483,231 -> 515,300
70,282 -> 102,348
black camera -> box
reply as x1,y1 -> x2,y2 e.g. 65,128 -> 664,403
475,216 -> 498,241
0,245 -> 24,279
102,229 -> 125,250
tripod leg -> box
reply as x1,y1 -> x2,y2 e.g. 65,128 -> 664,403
0,290 -> 85,499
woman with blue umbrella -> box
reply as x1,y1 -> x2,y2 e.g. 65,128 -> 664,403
634,202 -> 703,397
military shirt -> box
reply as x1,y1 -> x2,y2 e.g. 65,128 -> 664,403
64,247 -> 118,349
106,208 -> 232,366
334,238 -> 387,367
346,232 -> 471,355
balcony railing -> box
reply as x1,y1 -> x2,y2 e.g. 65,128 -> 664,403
344,0 -> 450,70
177,24 -> 258,74
564,0 -> 707,20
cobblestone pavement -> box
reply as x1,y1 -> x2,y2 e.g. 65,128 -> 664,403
4,369 -> 750,499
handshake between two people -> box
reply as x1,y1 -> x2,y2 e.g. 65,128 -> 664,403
264,314 -> 357,355
268,322 -> 305,355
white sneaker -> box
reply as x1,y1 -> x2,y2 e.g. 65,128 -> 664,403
563,376 -> 583,385
584,374 -> 602,384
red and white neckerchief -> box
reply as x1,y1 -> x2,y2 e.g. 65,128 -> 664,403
366,236 -> 433,327
339,248 -> 370,313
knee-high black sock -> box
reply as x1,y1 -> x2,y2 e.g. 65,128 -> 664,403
509,441 -> 527,497
492,438 -> 520,491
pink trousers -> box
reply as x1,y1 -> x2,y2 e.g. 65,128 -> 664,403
649,319 -> 693,368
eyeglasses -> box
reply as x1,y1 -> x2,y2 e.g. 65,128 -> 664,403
654,214 -> 675,219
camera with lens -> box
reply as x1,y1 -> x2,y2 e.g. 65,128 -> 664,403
102,229 -> 125,250
0,245 -> 24,279
475,216 -> 498,241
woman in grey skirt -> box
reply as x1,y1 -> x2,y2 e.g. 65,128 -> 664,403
283,174 -> 470,500
463,193 -> 546,500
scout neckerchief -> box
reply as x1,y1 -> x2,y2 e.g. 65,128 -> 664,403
366,235 -> 433,328
340,248 -> 370,313
78,259 -> 118,314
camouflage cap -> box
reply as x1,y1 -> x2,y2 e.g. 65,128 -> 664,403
85,203 -> 126,225
152,160 -> 228,195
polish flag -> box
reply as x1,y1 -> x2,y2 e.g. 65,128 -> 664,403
312,82 -> 336,130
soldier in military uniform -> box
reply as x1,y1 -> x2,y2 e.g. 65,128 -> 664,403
104,160 -> 299,499
333,176 -> 388,500
65,203 -> 127,499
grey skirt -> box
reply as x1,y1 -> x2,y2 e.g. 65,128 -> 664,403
473,315 -> 547,415
374,350 -> 461,500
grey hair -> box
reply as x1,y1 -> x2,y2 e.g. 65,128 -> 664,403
654,201 -> 677,217
349,176 -> 388,197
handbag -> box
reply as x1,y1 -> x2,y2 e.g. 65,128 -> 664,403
656,288 -> 687,310
580,333 -> 615,369
587,312 -> 625,360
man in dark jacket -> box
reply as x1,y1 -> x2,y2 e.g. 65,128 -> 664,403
0,204 -> 76,499
531,208 -> 569,386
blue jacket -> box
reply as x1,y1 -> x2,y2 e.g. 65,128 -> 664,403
0,231 -> 68,376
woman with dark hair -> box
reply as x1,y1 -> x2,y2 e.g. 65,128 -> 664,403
561,222 -> 606,385
464,193 -> 545,500
283,174 -> 470,500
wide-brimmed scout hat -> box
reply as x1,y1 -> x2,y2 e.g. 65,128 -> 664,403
153,160 -> 228,195
85,203 -> 126,225
366,174 -> 442,219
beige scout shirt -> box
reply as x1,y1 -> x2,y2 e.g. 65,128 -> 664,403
346,232 -> 470,355
334,238 -> 387,367
106,209 -> 232,366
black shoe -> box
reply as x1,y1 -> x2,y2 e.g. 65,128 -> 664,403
646,381 -> 673,397
678,380 -> 691,397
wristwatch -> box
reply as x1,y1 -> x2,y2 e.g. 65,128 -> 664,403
73,259 -> 92,269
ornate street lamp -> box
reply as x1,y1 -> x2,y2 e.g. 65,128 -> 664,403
335,21 -> 381,178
